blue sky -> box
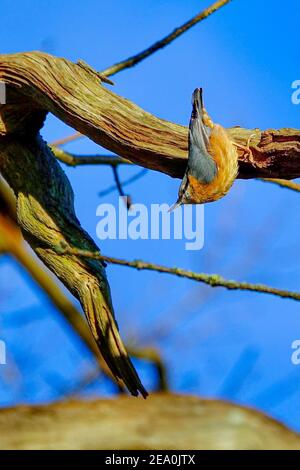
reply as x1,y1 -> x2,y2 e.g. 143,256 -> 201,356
1,0 -> 300,431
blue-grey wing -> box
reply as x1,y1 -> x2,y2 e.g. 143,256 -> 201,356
187,88 -> 217,184
187,144 -> 217,184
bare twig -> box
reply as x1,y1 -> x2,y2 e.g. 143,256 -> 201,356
63,344 -> 168,396
76,59 -> 114,85
112,166 -> 132,209
55,245 -> 300,303
50,132 -> 83,147
51,146 -> 129,167
260,178 -> 300,193
98,168 -> 148,198
127,346 -> 168,392
101,0 -> 232,77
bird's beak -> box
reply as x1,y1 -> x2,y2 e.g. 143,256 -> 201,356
168,199 -> 182,212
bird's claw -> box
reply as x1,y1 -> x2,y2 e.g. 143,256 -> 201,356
233,133 -> 257,167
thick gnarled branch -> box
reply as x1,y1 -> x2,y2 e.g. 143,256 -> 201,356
0,52 -> 299,180
0,135 -> 147,398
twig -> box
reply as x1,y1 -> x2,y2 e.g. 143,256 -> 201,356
260,178 -> 300,193
51,146 -> 129,167
112,166 -> 132,209
127,346 -> 168,391
76,59 -> 114,85
101,0 -> 232,77
55,245 -> 300,303
50,132 -> 82,147
98,168 -> 148,198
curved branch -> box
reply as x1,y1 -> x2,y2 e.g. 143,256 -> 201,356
0,52 -> 299,180
0,184 -> 167,392
0,135 -> 147,398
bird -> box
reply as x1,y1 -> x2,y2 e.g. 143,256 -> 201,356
171,88 -> 239,210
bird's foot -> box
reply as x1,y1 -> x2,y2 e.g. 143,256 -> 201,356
202,108 -> 214,129
233,133 -> 256,166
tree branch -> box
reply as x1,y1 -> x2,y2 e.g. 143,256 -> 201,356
260,178 -> 300,193
50,132 -> 82,147
0,134 -> 147,398
0,197 -> 121,389
0,52 -> 299,180
101,0 -> 233,77
51,146 -> 128,167
56,246 -> 300,303
98,168 -> 148,198
0,196 -> 168,392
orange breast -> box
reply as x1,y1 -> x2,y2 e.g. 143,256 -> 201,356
188,125 -> 238,204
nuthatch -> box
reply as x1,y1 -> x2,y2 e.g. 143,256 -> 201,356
171,88 -> 239,209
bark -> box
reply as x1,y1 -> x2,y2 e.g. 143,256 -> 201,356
0,52 -> 299,180
0,394 -> 299,450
